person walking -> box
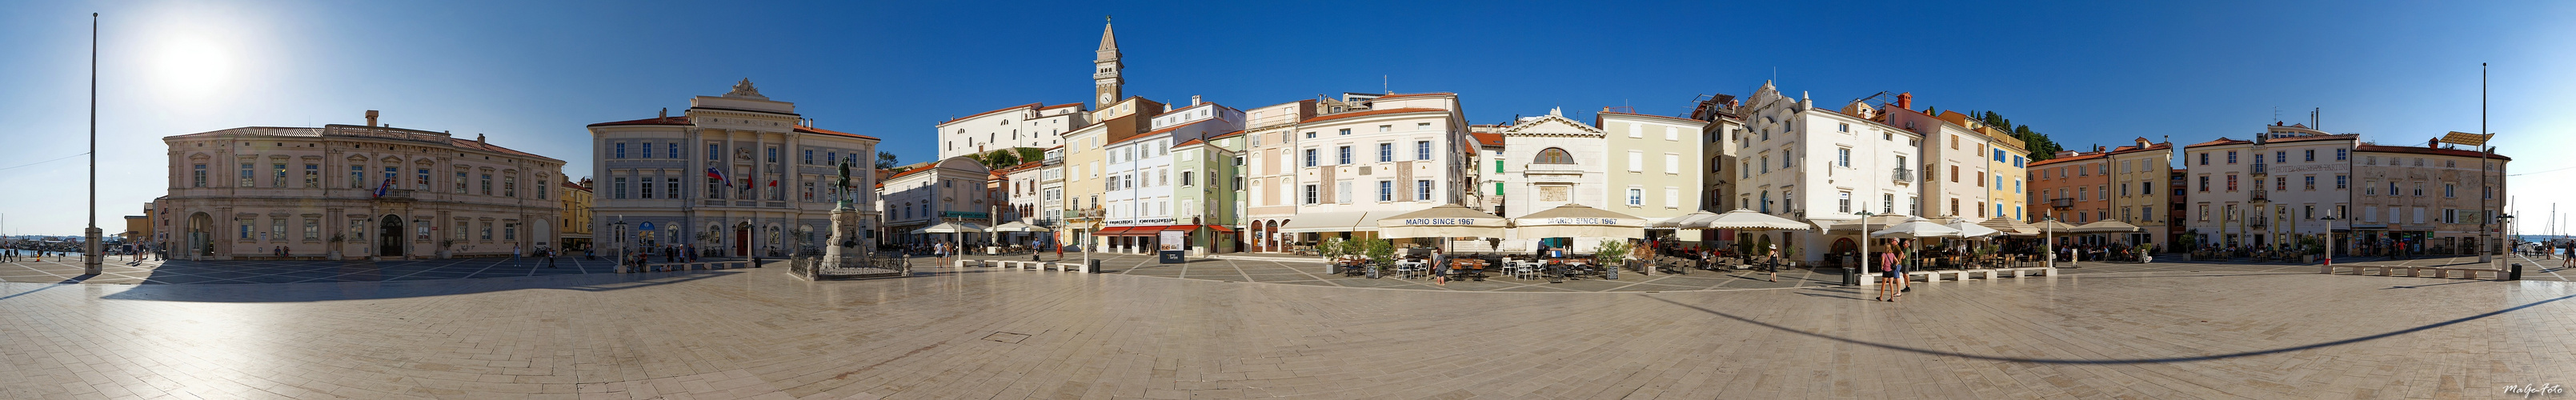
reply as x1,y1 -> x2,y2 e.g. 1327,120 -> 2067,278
511,244 -> 523,266
1765,243 -> 1781,282
1430,248 -> 1448,286
1877,240 -> 1902,302
543,247 -> 558,269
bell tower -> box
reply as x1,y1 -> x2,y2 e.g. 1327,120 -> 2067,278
1093,16 -> 1123,108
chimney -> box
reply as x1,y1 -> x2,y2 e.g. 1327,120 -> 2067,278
1895,92 -> 1912,110
2429,138 -> 2439,148
659,107 -> 668,119
1191,95 -> 1202,106
476,134 -> 487,145
364,110 -> 379,127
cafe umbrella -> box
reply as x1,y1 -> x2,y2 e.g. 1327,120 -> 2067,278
910,222 -> 988,258
2072,220 -> 2144,262
1872,217 -> 1962,273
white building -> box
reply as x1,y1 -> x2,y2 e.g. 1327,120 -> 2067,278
1495,109 -> 1613,251
1096,100 -> 1243,253
587,80 -> 879,258
2182,123 -> 2355,249
879,157 -> 992,246
934,102 -> 1088,160
1735,82 -> 1925,264
1259,93 -> 1475,244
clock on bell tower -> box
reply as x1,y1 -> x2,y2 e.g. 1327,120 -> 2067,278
1093,16 -> 1123,108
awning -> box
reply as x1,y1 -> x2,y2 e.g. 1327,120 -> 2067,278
1096,226 -> 1147,236
1276,212 -> 1377,234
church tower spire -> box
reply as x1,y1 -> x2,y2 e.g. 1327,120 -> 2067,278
1093,16 -> 1124,108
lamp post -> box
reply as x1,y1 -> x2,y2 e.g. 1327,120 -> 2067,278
2319,210 -> 2338,267
1855,208 -> 1874,286
2043,210 -> 2058,270
2498,214 -> 2515,265
611,217 -> 627,266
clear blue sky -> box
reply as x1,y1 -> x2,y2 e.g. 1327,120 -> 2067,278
3,0 -> 2572,236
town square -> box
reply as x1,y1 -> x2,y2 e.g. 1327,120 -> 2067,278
3,1 -> 2574,398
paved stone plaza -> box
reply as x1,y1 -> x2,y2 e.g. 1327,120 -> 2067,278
4,253 -> 2576,399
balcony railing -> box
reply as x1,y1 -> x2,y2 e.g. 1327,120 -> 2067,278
2250,190 -> 2268,202
2048,198 -> 2073,208
2250,163 -> 2267,174
2249,217 -> 2269,229
1891,167 -> 1915,183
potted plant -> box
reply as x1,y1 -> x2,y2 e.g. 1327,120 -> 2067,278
1319,238 -> 1348,274
437,239 -> 456,259
1361,238 -> 1395,278
1594,239 -> 1633,280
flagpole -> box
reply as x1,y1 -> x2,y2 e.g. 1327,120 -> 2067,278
84,12 -> 103,274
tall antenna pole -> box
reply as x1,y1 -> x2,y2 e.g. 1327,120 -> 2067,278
2479,62 -> 2491,264
84,13 -> 102,274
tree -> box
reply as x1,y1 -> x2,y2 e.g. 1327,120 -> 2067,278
875,151 -> 899,170
983,150 -> 1020,168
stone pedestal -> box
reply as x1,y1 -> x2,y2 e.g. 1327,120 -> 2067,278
820,203 -> 862,269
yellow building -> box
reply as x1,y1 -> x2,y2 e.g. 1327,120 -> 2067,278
2105,138 -> 2173,249
559,178 -> 594,250
1972,124 -> 2030,222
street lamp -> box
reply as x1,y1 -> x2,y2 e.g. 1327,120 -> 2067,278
2319,210 -> 2338,267
1854,207 -> 1874,286
2043,210 -> 2061,269
611,217 -> 627,266
2499,213 -> 2516,261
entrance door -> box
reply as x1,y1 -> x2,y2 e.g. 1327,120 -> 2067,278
735,228 -> 748,257
186,212 -> 214,258
379,215 -> 406,257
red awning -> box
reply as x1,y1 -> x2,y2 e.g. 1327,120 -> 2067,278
1096,226 -> 1159,236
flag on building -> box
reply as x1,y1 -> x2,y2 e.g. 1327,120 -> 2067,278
706,167 -> 730,187
373,178 -> 394,198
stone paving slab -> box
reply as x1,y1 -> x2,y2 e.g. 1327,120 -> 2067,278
2,261 -> 2572,398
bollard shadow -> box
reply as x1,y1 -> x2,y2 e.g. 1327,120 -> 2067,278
1646,289 -> 2576,364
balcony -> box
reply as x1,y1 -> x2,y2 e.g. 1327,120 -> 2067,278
2250,163 -> 2267,175
2048,198 -> 2073,208
377,189 -> 417,202
1891,167 -> 1915,183
2249,217 -> 2269,229
2250,190 -> 2268,202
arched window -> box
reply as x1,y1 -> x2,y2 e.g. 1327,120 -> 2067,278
1533,148 -> 1576,164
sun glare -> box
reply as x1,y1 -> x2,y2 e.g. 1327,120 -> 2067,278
151,35 -> 235,101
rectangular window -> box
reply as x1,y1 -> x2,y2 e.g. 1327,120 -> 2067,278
2336,175 -> 2348,189
2303,176 -> 2315,190
1416,141 -> 1432,161
1626,188 -> 1644,206
303,164 -> 319,188
1378,181 -> 1393,202
615,143 -> 627,158
666,178 -> 679,199
1837,148 -> 1851,167
667,143 -> 679,158
802,181 -> 815,201
1337,146 -> 1352,165
304,219 -> 319,241
1416,180 -> 1433,201
2227,151 -> 2237,164
2336,149 -> 2348,161
239,162 -> 254,186
615,178 -> 629,199
2198,176 -> 2209,192
1628,150 -> 1643,172
2226,174 -> 2237,191
708,143 -> 719,160
272,218 -> 286,242
504,175 -> 518,198
343,165 -> 359,189
481,174 -> 494,195
827,152 -> 837,165
1837,191 -> 1852,213
803,150 -> 814,165
1304,149 -> 1318,167
1337,181 -> 1353,204
1339,128 -> 1351,136
1304,184 -> 1320,204
767,147 -> 778,163
270,163 -> 286,188
1882,194 -> 1895,214
455,171 -> 468,193
2303,150 -> 2315,162
1628,124 -> 1642,138
504,222 -> 518,240
1378,142 -> 1392,162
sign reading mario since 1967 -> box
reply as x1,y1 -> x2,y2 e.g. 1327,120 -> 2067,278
1402,218 -> 1488,226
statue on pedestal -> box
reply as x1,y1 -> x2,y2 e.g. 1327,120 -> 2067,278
821,158 -> 862,269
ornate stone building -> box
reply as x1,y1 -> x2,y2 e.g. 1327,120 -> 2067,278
159,110 -> 567,260
587,80 -> 881,258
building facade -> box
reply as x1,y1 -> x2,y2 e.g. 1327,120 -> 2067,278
2181,124 -> 2354,250
587,81 -> 881,258
1262,93 -> 1474,246
1596,111 -> 1709,235
1735,82 -> 1925,263
559,178 -> 594,251
879,157 -> 992,246
161,111 -> 566,260
1169,130 -> 1244,254
2351,140 -> 2507,256
1240,99 -> 1316,253
2104,138 -> 2173,248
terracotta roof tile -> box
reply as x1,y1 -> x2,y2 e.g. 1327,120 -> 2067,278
1471,132 -> 1503,146
1300,107 -> 1447,124
2027,152 -> 2108,166
2355,144 -> 2510,161
587,116 -> 690,127
939,102 -> 1043,125
795,126 -> 879,141
1171,138 -> 1205,148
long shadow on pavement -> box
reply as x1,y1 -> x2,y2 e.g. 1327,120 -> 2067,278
1645,280 -> 2569,365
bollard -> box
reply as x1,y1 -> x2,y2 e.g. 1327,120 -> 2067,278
2510,263 -> 2522,281
1088,259 -> 1104,274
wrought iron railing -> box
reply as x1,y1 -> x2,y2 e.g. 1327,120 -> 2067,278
1892,167 -> 1915,182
